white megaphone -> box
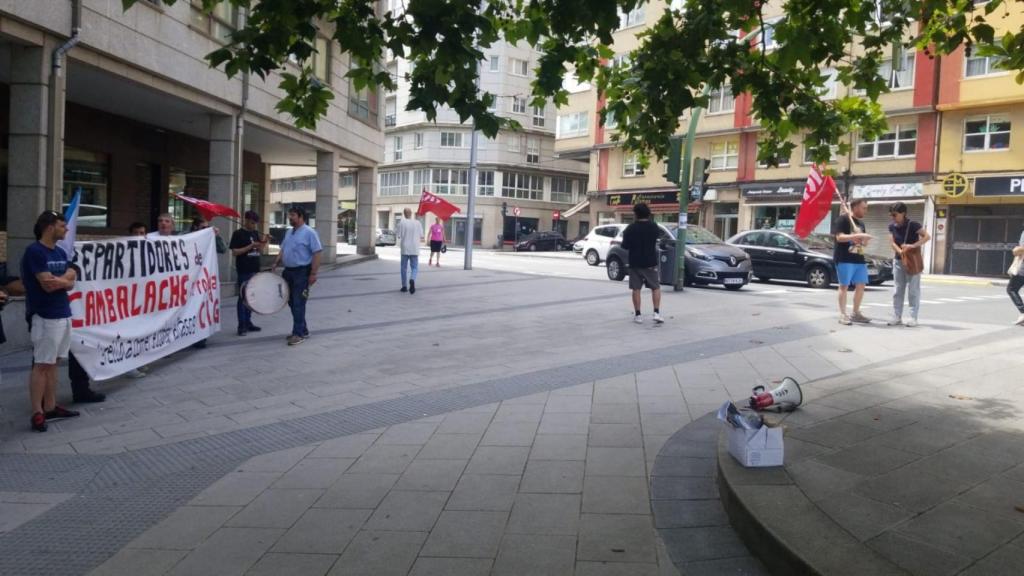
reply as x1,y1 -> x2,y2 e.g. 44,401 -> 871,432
749,377 -> 803,412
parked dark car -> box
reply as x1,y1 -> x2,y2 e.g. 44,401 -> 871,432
605,224 -> 752,290
726,229 -> 893,288
515,231 -> 573,252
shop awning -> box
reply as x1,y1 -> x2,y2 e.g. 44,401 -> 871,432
562,198 -> 590,218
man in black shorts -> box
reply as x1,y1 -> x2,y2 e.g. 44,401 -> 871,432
621,203 -> 664,324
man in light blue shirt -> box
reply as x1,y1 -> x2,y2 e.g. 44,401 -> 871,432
272,206 -> 322,345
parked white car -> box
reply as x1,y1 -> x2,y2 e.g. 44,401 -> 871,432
579,224 -> 628,266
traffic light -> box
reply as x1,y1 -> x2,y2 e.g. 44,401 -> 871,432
666,136 -> 683,183
501,202 -> 508,217
689,157 -> 710,202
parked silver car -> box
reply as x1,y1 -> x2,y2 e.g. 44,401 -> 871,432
375,228 -> 397,246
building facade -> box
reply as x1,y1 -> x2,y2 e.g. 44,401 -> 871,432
554,0 -> 1024,277
376,39 -> 589,248
0,0 -> 383,280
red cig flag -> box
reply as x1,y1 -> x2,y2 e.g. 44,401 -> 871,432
172,193 -> 241,222
794,165 -> 837,238
416,189 -> 462,221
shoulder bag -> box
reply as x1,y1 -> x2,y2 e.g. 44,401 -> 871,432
900,224 -> 924,276
1009,255 -> 1023,276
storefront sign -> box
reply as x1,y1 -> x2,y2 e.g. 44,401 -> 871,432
68,229 -> 221,380
974,176 -> 1024,197
607,191 -> 679,207
740,182 -> 804,198
851,182 -> 924,199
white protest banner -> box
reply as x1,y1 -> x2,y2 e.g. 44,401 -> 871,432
68,229 -> 221,380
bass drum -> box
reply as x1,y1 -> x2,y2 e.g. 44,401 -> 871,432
243,272 -> 290,314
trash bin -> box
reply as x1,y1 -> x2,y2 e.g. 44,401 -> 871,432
659,242 -> 677,285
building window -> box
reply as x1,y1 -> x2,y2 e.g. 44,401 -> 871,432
604,109 -> 619,130
757,150 -> 792,168
507,134 -> 522,153
526,137 -> 540,164
803,143 -> 841,164
313,37 -> 330,81
339,173 -> 355,187
393,136 -> 403,161
433,168 -> 469,195
965,48 -> 1006,77
623,154 -> 645,177
441,131 -> 464,148
857,124 -> 917,159
510,58 -> 529,77
413,168 -> 431,193
819,68 -> 839,100
486,95 -> 497,112
502,171 -> 543,200
618,6 -> 645,29
710,142 -> 739,170
556,112 -> 589,139
551,176 -> 573,203
63,147 -> 110,228
760,19 -> 780,51
379,171 -> 409,196
384,98 -> 397,127
477,171 -> 495,196
532,105 -> 546,127
880,51 -> 915,90
489,55 -> 500,72
414,132 -> 424,149
190,0 -> 238,43
708,85 -> 735,114
349,83 -> 378,125
964,115 -> 1011,151
512,96 -> 528,114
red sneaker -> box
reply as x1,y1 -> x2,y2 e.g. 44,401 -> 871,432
31,412 -> 47,432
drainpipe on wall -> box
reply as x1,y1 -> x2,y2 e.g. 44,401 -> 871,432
235,8 -> 250,221
47,0 -> 82,206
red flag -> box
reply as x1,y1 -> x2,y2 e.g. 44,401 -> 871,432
416,189 -> 461,221
172,193 -> 241,222
794,165 -> 837,238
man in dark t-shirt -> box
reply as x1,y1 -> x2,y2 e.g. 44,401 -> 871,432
621,203 -> 664,325
230,210 -> 268,336
834,199 -> 873,326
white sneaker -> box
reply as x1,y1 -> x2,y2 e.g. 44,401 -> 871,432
1016,313 -> 1024,326
906,319 -> 918,328
653,312 -> 665,324
886,316 -> 902,326
634,314 -> 643,324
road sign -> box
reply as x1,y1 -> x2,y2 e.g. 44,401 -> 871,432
552,210 -> 561,220
513,207 -> 521,217
941,173 -> 968,198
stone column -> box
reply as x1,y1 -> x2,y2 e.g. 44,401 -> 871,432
315,150 -> 338,263
356,166 -> 376,256
208,114 -> 237,289
6,44 -> 51,271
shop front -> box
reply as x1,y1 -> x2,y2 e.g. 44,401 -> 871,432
850,182 -> 930,254
942,175 -> 1024,277
604,189 -> 698,226
739,181 -> 836,236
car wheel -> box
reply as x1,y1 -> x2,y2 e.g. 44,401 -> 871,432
585,250 -> 600,266
806,265 -> 830,289
529,244 -> 537,252
606,257 -> 626,281
756,276 -> 771,283
725,284 -> 744,291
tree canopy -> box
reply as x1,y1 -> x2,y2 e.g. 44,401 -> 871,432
126,0 -> 1024,165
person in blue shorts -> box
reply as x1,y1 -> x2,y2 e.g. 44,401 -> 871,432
833,198 -> 874,326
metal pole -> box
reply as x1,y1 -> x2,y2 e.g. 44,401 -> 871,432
464,68 -> 481,270
674,84 -> 712,291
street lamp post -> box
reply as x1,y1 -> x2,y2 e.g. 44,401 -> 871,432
673,84 -> 712,292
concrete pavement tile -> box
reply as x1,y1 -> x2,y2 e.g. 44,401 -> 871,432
491,533 -> 576,576
861,423 -> 981,457
307,434 -> 380,458
226,489 -> 324,529
238,446 -> 317,472
465,446 -> 530,475
493,403 -> 545,423
530,434 -> 588,461
375,422 -> 439,445
782,437 -> 835,463
506,493 -> 581,535
417,433 -> 482,460
346,444 -> 420,475
71,429 -> 161,454
638,396 -> 689,415
1005,462 -> 1024,483
544,394 -> 593,414
420,510 -> 509,558
127,505 -> 241,550
246,552 -> 338,576
960,544 -> 1024,576
680,556 -> 768,576
640,413 -> 692,436
649,476 -> 717,501
583,475 -> 650,514
636,368 -> 682,396
902,445 -> 1015,485
538,413 -> 590,435
168,527 -> 285,576
652,499 -> 729,529
866,532 -> 973,576
503,392 -> 550,405
895,502 -> 1024,560
577,513 -> 657,564
593,384 -> 638,405
328,530 -> 427,576
551,383 -> 593,396
446,474 -> 521,512
955,431 -> 1024,466
90,548 -> 188,576
190,472 -> 282,507
272,508 -> 371,554
315,473 -> 399,509
651,456 -> 715,478
273,458 -> 355,489
0,502 -> 60,533
643,435 -> 670,460
395,459 -> 468,492
364,490 -> 448,532
785,460 -> 867,503
852,466 -> 972,513
574,561 -> 659,576
660,526 -> 749,564
787,420 -> 883,449
408,557 -> 493,576
520,459 -> 585,493
816,491 -> 914,542
436,413 -> 494,435
815,444 -> 919,476
590,403 -> 641,424
815,390 -> 896,412
480,421 -> 538,446
776,403 -> 848,428
585,447 -> 647,477
953,476 -> 1024,520
836,406 -> 920,432
588,423 -> 643,448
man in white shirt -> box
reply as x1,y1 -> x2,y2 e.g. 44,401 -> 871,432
396,208 -> 424,294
